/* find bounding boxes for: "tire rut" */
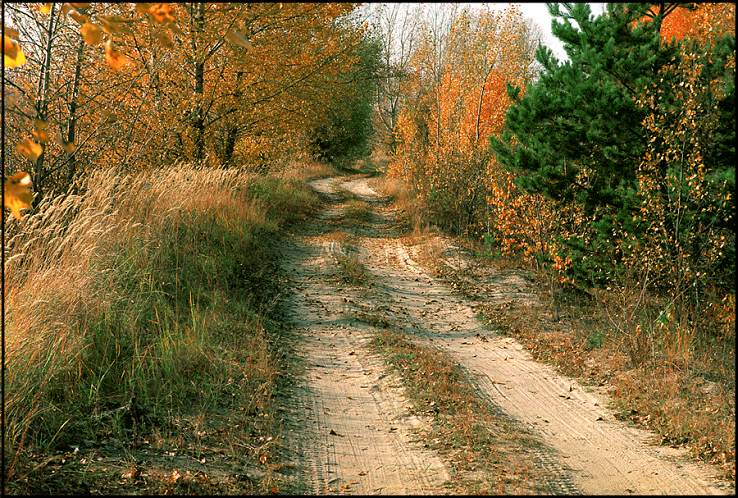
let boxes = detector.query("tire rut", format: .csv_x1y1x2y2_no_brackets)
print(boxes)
280,177,451,495
335,173,733,496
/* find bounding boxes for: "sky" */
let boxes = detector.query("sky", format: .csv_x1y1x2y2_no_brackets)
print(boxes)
502,3,607,60
364,3,608,62
466,3,607,61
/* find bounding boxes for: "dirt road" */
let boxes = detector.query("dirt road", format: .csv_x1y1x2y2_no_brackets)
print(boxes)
281,177,451,495
282,172,734,495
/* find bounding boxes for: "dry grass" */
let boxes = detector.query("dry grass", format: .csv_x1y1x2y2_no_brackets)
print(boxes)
380,170,735,482
3,163,321,493
335,251,372,287
371,327,565,494
276,160,337,182
372,175,427,233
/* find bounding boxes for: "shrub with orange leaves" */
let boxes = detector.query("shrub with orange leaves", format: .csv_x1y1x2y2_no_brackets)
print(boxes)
657,3,735,43
388,5,539,237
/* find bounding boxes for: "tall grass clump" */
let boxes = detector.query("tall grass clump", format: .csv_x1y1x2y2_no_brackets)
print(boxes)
3,163,320,481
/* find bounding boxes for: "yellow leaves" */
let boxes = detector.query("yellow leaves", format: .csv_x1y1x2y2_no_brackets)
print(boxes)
105,39,129,71
3,33,26,68
225,29,252,49
80,22,103,46
5,25,19,39
37,4,52,14
101,109,117,124
3,171,34,220
17,138,43,163
60,3,90,18
69,10,90,25
154,29,174,48
135,3,153,14
136,3,177,24
99,15,133,35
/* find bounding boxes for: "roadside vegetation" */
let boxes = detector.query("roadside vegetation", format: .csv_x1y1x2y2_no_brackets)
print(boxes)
373,2,735,481
3,163,328,494
4,2,377,493
3,1,735,493
335,250,372,288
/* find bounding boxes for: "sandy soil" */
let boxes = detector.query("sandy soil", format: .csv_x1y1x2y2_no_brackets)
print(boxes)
281,172,734,495
281,176,451,495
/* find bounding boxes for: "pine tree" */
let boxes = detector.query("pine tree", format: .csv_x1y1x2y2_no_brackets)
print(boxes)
490,3,690,284
492,3,680,213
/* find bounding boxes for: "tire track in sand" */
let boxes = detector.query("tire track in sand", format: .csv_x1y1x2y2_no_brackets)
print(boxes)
281,176,450,495
337,174,734,496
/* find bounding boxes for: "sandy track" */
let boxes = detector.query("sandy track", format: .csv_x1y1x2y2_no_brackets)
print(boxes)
281,176,450,495
334,174,734,496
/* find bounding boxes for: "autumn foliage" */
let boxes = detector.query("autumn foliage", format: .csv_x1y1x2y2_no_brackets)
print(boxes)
3,2,369,204
653,3,735,43
388,6,539,236
2,2,375,488
386,3,734,346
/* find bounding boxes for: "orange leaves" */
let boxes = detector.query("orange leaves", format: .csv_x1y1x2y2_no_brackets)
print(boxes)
74,4,178,68
3,171,34,220
134,3,152,15
154,29,174,48
17,138,43,163
99,15,134,35
3,30,26,68
69,10,90,25
104,40,129,71
32,120,50,143
391,5,560,268
148,4,177,24
135,3,177,24
80,22,103,46
645,4,736,43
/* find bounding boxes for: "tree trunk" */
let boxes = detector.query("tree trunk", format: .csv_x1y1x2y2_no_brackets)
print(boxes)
65,35,85,185
221,71,243,166
191,2,206,164
33,3,57,203
475,65,493,146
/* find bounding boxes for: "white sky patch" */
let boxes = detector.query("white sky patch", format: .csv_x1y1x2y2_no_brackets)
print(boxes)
466,3,607,61
364,3,607,63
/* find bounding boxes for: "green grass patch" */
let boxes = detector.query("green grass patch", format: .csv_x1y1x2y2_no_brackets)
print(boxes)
341,199,374,225
246,176,322,226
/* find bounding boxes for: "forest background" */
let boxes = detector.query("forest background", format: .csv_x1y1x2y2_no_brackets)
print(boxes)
2,1,735,491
